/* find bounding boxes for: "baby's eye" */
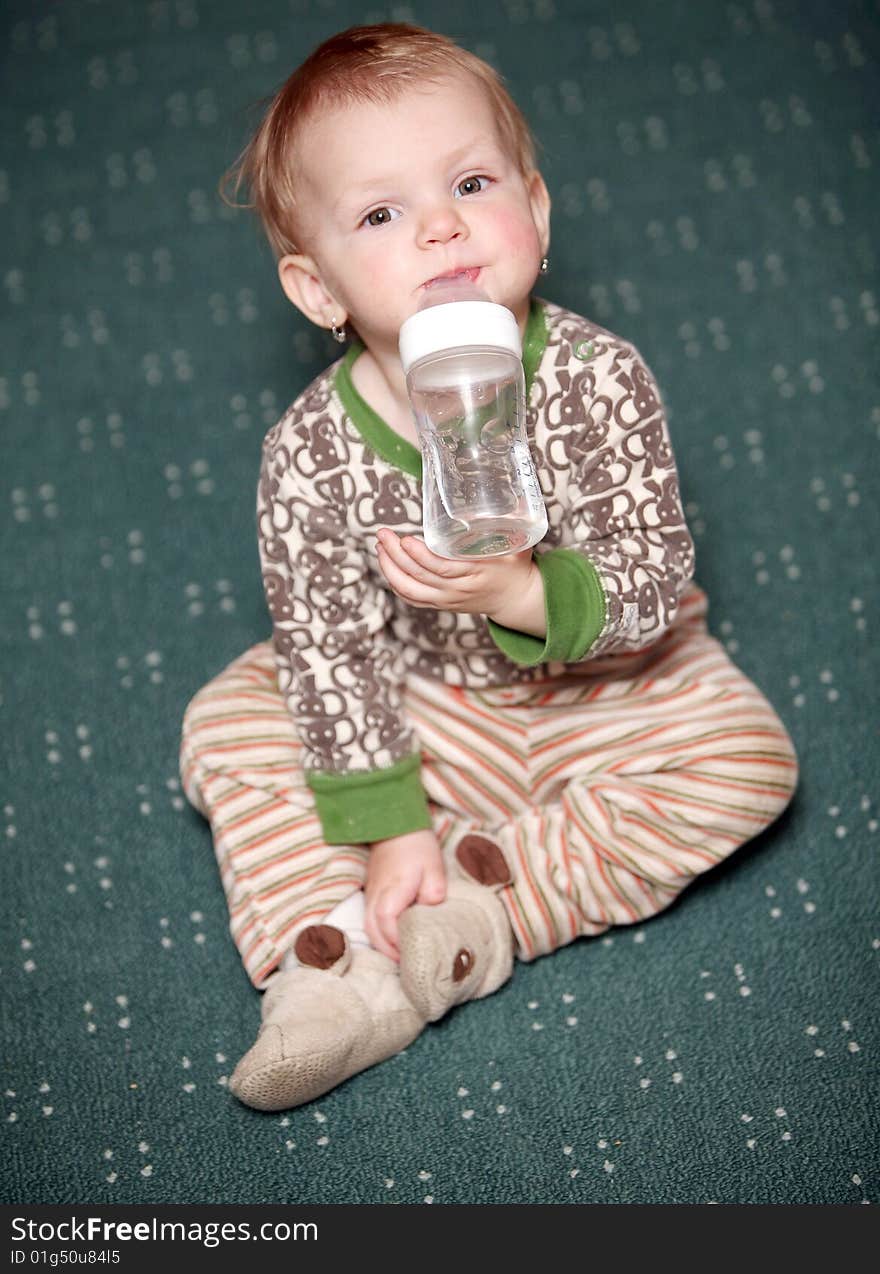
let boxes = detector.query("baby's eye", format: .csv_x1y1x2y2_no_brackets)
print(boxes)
455,175,490,198
362,206,399,227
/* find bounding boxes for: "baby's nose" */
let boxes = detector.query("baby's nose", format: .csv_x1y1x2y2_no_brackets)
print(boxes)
416,202,469,247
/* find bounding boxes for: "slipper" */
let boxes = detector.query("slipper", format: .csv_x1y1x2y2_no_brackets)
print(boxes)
229,925,425,1111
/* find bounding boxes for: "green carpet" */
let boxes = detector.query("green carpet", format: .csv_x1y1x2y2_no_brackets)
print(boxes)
2,0,877,1205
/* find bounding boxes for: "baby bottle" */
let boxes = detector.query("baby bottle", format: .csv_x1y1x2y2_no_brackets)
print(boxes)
398,281,548,559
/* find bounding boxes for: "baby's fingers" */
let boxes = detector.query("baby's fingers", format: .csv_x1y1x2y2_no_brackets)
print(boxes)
364,912,398,961
399,534,470,578
365,890,403,962
416,866,447,905
378,529,468,580
376,543,435,607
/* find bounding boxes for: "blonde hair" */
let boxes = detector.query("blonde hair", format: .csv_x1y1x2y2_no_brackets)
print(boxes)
222,23,538,257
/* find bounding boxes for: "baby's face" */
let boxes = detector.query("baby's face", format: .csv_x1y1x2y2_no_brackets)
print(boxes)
293,73,549,352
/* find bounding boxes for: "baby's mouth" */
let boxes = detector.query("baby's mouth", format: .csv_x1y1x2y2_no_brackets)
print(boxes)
422,267,482,289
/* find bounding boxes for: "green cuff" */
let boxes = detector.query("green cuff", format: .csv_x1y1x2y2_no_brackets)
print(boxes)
487,548,607,667
306,751,432,845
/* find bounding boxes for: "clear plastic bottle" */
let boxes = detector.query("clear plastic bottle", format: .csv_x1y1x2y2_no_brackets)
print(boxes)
398,281,548,558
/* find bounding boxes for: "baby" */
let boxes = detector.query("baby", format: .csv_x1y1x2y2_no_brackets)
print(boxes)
180,23,798,1111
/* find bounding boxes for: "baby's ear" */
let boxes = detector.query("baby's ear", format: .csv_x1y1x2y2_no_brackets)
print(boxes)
527,171,551,257
278,254,346,331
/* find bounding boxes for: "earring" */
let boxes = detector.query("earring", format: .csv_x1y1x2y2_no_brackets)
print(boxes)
539,256,550,275
330,317,347,344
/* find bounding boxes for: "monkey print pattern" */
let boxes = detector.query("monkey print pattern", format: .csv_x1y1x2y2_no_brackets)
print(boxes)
256,300,695,779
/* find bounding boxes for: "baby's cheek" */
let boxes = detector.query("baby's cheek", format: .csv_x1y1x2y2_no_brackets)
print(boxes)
362,254,390,291
487,208,540,256
350,243,398,303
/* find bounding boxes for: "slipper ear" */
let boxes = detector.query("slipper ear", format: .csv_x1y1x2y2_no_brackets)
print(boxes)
292,924,352,976
454,833,514,890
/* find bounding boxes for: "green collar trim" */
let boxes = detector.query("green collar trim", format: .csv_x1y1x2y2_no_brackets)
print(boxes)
333,297,549,480
521,295,548,394
335,343,422,478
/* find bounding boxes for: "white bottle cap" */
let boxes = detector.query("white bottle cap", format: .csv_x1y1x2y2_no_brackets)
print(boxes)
399,299,522,374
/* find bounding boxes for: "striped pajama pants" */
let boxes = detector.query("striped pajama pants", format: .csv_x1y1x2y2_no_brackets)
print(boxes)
180,587,798,988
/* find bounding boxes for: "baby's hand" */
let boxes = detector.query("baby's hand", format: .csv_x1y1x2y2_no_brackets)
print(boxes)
376,529,542,630
365,828,446,961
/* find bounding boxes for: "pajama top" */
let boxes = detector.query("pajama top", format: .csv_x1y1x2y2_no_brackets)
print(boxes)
257,298,696,843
